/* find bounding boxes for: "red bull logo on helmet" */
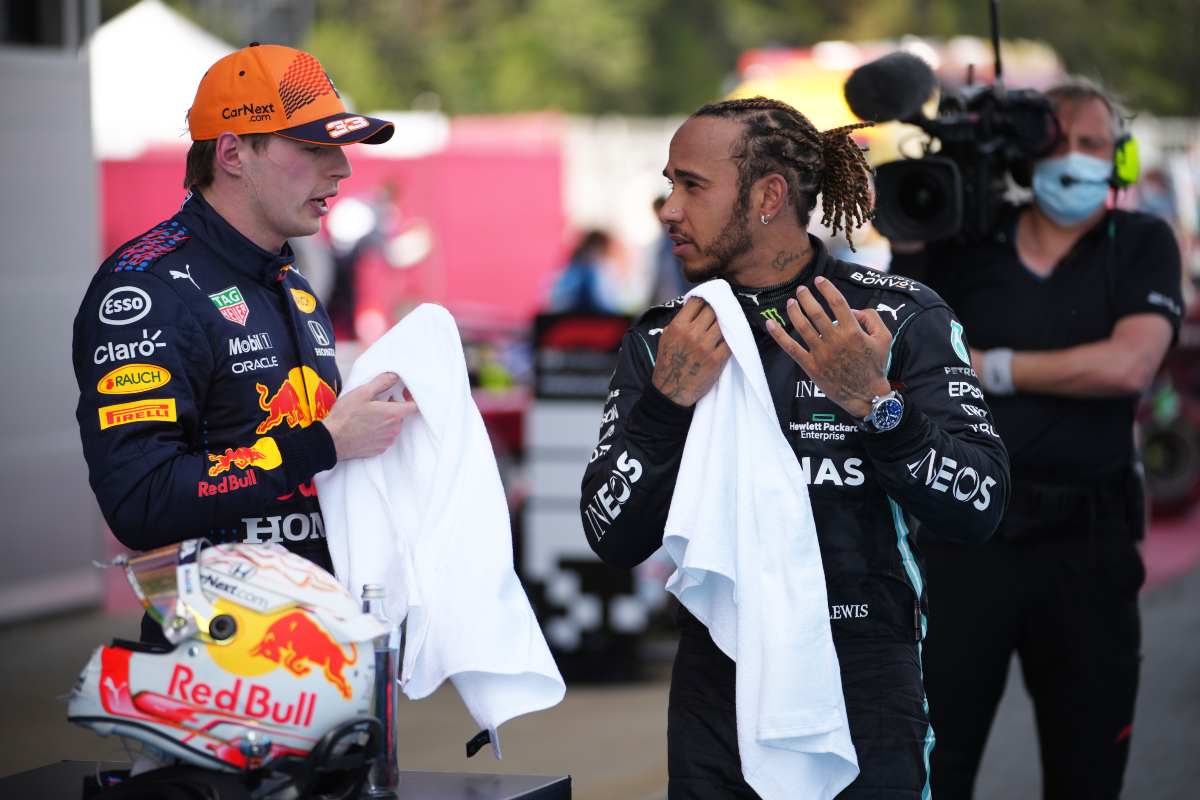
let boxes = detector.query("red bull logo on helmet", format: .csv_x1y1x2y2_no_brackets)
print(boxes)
256,366,337,435
166,663,319,727
249,610,357,699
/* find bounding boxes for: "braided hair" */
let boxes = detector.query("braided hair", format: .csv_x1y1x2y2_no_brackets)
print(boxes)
692,96,874,250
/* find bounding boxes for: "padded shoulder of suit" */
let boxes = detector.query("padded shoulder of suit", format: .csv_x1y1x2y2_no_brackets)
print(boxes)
825,258,947,311
106,219,193,274
632,293,690,332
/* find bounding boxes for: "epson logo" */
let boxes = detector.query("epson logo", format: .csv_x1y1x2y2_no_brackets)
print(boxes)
229,333,273,355
99,286,152,325
949,381,984,400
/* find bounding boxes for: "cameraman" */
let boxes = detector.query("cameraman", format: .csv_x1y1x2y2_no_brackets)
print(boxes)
889,78,1183,799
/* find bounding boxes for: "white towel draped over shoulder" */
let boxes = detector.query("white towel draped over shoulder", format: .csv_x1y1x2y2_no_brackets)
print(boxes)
315,304,564,755
663,280,859,799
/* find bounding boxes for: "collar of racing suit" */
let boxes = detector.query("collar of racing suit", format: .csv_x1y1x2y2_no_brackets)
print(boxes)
175,189,296,286
728,234,833,328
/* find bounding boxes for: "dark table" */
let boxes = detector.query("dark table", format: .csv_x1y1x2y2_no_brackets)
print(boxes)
0,760,571,799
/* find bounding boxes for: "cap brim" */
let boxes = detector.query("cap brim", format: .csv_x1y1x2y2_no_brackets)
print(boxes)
275,112,395,146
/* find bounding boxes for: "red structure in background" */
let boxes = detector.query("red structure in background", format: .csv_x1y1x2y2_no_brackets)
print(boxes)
100,115,568,327
99,116,567,611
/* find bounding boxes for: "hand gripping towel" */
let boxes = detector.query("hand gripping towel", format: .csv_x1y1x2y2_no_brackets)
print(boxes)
663,279,859,799
316,304,564,757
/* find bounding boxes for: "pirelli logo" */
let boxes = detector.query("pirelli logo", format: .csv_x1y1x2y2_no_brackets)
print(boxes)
99,398,177,430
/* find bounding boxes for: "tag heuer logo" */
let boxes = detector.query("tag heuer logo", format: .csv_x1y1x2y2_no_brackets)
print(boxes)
209,286,250,326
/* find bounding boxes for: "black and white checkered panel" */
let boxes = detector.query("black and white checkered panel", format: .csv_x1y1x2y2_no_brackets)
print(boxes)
522,400,663,655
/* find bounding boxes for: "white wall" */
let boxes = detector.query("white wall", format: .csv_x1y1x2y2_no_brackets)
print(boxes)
0,44,103,621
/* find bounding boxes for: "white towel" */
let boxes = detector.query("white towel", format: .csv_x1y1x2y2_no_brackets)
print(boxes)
316,304,565,756
663,280,859,799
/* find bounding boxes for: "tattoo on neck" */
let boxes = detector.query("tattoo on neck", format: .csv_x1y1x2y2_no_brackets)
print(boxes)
771,250,803,272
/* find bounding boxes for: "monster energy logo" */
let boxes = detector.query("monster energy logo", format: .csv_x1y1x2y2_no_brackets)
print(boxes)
761,307,786,326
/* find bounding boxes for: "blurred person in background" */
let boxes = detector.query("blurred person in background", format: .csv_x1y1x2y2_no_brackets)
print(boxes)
1137,168,1177,225
889,77,1184,799
581,97,1009,799
72,43,416,644
546,229,623,314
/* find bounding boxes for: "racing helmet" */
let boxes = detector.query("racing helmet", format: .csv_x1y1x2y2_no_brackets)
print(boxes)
68,539,389,773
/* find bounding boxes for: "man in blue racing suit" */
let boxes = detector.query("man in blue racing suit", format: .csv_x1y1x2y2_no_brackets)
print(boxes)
73,44,414,641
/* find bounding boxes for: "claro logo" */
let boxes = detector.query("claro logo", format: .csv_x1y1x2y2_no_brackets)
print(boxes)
98,286,151,325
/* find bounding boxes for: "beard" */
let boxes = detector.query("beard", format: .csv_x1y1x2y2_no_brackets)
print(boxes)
682,190,754,283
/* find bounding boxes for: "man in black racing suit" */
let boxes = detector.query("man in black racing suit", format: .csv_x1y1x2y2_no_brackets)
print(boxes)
580,98,1009,798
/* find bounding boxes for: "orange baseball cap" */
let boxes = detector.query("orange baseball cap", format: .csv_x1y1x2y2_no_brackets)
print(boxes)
188,43,393,146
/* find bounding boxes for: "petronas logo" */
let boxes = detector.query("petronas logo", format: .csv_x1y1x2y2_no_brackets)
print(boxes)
950,320,970,366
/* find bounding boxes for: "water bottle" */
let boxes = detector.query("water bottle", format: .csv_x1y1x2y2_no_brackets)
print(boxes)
362,583,400,796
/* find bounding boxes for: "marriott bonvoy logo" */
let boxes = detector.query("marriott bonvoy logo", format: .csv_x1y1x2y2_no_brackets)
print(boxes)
222,102,277,121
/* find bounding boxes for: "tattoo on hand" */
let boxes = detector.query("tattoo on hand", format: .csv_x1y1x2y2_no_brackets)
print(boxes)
658,349,690,402
827,344,879,405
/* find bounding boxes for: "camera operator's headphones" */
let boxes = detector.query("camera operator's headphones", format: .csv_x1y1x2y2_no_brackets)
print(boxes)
1012,97,1140,190
1112,131,1139,189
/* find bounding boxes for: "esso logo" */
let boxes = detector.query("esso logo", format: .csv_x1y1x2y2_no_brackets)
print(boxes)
325,116,369,139
99,286,152,326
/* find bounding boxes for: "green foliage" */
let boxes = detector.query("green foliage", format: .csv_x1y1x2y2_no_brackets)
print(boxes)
924,0,1199,115
303,21,402,112
103,0,1198,117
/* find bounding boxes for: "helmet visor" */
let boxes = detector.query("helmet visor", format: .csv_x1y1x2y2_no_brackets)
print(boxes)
122,540,217,643
124,544,183,624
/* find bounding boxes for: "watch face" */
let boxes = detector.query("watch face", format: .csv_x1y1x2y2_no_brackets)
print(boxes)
872,397,904,431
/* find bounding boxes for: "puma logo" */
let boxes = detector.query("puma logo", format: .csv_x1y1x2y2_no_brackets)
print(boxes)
737,292,760,306
169,264,200,291
876,302,905,320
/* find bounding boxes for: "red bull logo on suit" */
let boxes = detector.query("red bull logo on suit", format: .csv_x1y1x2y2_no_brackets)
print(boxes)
256,366,337,434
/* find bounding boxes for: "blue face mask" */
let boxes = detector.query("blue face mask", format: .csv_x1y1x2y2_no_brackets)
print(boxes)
1032,152,1113,226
